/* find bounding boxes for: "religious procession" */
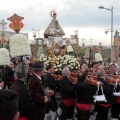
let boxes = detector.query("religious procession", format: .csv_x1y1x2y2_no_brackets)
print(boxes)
0,10,120,120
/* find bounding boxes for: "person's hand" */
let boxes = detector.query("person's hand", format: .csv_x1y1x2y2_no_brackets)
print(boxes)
0,82,4,89
70,78,77,84
87,80,103,86
44,96,48,103
47,90,54,95
96,81,104,86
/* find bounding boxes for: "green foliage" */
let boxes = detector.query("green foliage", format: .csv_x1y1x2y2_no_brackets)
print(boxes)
78,48,86,58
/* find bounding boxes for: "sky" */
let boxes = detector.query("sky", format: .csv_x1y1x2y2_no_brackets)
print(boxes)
0,0,120,46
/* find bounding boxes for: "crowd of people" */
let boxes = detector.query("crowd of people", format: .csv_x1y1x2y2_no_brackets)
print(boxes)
0,56,120,120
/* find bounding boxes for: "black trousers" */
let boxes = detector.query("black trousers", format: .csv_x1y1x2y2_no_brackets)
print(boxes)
76,107,90,120
45,96,57,114
111,102,120,119
96,104,110,120
60,102,75,120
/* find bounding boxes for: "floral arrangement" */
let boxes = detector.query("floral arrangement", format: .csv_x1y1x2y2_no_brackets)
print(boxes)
39,54,50,72
54,55,80,72
0,48,10,65
39,54,80,73
10,34,31,58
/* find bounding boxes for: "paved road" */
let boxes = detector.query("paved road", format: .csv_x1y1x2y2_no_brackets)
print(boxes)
46,110,97,120
46,108,112,120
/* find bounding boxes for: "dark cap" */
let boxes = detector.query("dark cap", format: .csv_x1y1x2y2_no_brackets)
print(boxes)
31,61,44,71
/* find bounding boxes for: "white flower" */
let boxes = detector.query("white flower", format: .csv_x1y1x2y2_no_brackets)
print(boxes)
56,61,59,64
55,69,58,71
10,34,31,57
44,57,47,61
49,57,52,60
40,53,45,57
59,68,62,71
64,62,67,64
71,66,73,69
59,64,62,67
0,48,10,65
56,58,59,60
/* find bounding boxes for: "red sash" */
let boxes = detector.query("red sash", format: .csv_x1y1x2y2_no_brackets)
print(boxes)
19,117,29,120
76,103,92,110
98,103,111,107
115,96,120,103
62,98,75,106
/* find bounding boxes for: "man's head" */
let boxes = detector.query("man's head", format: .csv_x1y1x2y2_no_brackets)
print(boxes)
104,58,108,63
109,64,116,74
77,71,87,82
97,70,106,79
113,59,116,64
9,61,14,70
25,60,30,69
62,68,70,77
98,65,104,71
62,64,69,69
15,66,27,80
0,90,19,120
92,62,98,69
80,62,88,71
46,64,55,74
98,61,102,66
32,61,44,76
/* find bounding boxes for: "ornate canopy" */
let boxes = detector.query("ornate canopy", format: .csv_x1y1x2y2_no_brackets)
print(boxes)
44,10,65,38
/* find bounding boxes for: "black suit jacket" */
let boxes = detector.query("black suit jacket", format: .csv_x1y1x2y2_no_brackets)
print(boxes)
28,74,45,120
10,80,37,120
44,72,58,91
4,66,14,84
76,82,97,104
60,76,76,99
97,78,114,104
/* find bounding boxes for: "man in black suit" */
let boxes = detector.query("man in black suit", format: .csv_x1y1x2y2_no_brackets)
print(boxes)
44,64,59,120
4,61,15,89
28,61,50,120
10,66,37,120
95,70,114,120
60,67,76,120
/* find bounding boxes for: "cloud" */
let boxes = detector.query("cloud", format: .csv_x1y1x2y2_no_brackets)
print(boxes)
0,0,120,46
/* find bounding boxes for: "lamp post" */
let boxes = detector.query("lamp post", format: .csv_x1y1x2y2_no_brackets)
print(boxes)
99,5,113,62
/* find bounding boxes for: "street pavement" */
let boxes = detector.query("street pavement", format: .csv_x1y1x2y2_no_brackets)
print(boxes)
46,110,97,120
46,108,112,120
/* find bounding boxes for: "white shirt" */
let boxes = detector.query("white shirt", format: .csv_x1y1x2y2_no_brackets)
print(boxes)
34,73,41,80
0,87,2,89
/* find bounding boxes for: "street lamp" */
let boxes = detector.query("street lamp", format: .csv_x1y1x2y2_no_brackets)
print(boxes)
99,5,113,62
